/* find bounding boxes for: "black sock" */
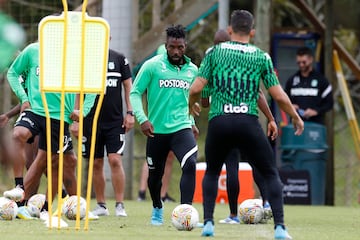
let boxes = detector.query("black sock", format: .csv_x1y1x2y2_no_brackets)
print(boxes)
98,202,107,209
61,188,68,198
138,191,146,199
41,201,48,212
15,178,24,189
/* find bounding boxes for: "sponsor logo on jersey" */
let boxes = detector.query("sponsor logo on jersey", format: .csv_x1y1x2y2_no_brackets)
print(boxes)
159,79,190,89
36,66,40,76
107,78,119,87
223,103,249,114
311,79,318,87
290,88,318,96
221,43,257,53
108,61,115,70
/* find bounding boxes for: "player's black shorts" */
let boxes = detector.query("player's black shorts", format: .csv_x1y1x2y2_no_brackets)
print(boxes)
14,110,73,153
82,117,125,158
146,128,197,169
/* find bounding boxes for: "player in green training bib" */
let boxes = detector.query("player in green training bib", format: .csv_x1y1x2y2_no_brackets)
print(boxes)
130,25,198,226
5,42,95,219
189,10,304,239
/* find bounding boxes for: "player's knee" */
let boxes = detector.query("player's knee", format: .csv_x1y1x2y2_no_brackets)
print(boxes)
182,157,196,173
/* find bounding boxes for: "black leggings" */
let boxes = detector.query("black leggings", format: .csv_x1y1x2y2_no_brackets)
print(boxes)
146,128,197,208
203,114,283,226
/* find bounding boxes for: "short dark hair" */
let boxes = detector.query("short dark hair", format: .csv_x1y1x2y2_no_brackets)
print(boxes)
166,24,186,40
230,10,254,34
296,47,313,57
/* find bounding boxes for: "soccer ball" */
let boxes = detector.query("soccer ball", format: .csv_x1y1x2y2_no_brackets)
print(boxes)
0,197,18,220
171,204,199,231
27,193,45,217
238,199,264,224
62,195,86,220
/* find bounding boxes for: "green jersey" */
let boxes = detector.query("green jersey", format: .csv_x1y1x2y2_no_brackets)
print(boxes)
198,41,279,120
130,54,198,134
0,11,26,72
7,42,94,123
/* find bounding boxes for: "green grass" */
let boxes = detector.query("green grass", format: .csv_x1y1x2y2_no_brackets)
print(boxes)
1,200,359,240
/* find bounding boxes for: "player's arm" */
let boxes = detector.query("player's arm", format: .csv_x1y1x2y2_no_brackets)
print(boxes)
189,77,207,116
257,90,277,140
7,50,29,107
123,77,134,132
0,104,21,128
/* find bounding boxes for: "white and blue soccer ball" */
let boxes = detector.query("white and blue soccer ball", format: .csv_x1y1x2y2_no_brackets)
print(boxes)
238,199,264,224
0,197,18,220
27,193,45,217
62,195,86,220
171,204,199,231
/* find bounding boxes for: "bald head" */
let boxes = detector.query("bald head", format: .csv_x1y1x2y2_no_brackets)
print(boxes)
214,29,230,44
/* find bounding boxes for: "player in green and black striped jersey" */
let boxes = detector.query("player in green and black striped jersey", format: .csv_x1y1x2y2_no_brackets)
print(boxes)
190,10,304,239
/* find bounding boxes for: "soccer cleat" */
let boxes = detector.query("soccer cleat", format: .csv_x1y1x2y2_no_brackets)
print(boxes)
115,203,127,217
52,194,69,216
151,207,163,226
161,193,175,203
201,221,214,237
87,211,99,220
274,225,292,239
196,222,204,228
16,206,35,220
263,201,273,220
40,210,50,221
44,216,68,228
218,216,240,224
92,203,110,216
3,185,25,202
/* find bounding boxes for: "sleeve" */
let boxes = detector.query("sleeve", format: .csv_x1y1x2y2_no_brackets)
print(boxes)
119,54,132,81
315,76,333,114
129,61,152,124
261,52,280,89
201,84,210,98
197,52,213,83
83,94,97,117
7,49,29,104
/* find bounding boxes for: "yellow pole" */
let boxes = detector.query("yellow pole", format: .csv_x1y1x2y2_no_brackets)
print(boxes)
333,50,360,160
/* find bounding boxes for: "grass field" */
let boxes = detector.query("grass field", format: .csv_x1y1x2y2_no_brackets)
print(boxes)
0,200,359,240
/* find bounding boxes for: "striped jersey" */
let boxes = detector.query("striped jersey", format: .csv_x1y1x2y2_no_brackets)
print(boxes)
197,41,279,120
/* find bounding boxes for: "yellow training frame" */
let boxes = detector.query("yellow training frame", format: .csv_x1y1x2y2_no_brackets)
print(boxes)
38,0,109,230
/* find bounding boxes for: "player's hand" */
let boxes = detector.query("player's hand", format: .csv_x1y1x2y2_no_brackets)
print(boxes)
70,110,80,122
21,101,31,112
292,117,304,136
303,108,318,119
192,125,199,139
0,114,9,128
140,120,154,137
189,102,201,116
123,114,135,133
267,120,278,141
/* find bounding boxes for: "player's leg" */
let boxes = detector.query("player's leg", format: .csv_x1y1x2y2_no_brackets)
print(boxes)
171,129,197,205
4,111,39,204
137,161,148,201
219,149,240,224
103,127,127,217
146,134,169,225
201,116,235,236
161,151,175,202
240,119,289,237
